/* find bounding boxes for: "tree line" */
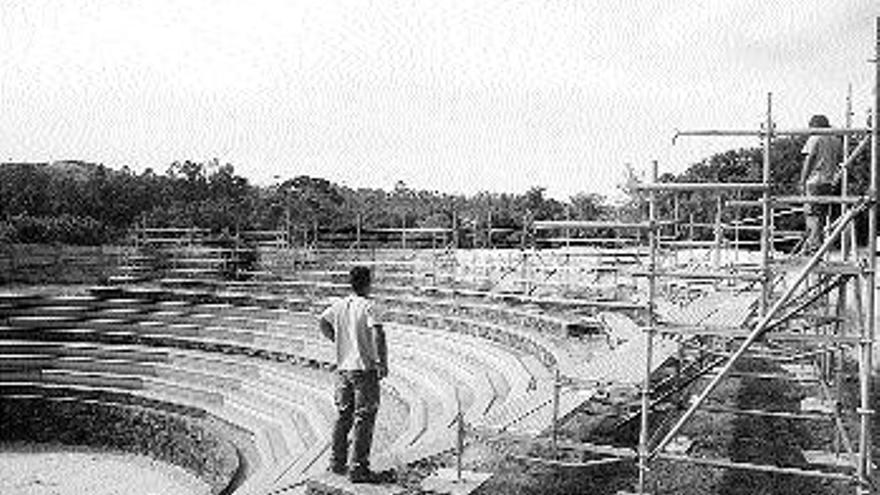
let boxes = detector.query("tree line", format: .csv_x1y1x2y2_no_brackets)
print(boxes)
0,159,607,246
0,135,869,247
650,134,872,245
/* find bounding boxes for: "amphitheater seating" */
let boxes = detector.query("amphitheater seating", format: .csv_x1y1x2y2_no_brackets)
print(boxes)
1,239,694,494
655,289,759,328
1,284,600,493
0,291,334,492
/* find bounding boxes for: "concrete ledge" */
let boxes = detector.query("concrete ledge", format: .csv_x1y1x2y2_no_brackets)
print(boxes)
306,472,405,495
421,468,492,495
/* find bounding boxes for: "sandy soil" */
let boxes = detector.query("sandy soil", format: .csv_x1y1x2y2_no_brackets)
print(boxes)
0,445,211,495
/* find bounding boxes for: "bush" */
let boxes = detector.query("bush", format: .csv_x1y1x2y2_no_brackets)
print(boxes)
0,221,14,243
10,215,107,245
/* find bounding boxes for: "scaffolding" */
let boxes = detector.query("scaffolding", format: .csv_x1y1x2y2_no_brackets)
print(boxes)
628,18,880,494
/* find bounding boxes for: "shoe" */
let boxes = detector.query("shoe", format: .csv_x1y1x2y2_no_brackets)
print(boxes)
349,468,395,484
328,464,347,475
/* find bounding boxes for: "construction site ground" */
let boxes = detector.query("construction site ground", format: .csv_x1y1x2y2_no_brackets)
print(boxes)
387,356,879,495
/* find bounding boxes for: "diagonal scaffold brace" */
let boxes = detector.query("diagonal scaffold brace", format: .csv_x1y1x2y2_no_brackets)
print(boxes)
647,200,869,460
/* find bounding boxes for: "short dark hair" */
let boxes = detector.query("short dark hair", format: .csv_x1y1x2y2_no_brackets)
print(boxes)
349,266,372,292
808,114,831,128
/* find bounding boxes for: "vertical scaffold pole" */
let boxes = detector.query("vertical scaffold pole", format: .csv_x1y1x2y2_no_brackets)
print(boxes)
487,209,493,249
565,205,572,250
456,388,464,482
842,84,853,261
761,93,773,315
637,160,659,494
713,196,722,270
674,195,680,239
835,86,854,459
401,215,407,250
858,17,879,494
552,368,561,459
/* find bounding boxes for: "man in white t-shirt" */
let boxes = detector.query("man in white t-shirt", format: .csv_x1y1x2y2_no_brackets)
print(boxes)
319,266,390,483
800,114,843,253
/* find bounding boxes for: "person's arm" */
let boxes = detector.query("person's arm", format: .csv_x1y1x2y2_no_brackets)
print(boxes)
832,138,846,184
800,138,817,191
800,155,813,192
319,316,335,342
374,324,388,379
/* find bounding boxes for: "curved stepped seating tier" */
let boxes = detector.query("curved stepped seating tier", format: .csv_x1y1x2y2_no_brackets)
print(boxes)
0,291,353,493
1,252,683,494
379,305,584,378
0,285,590,493
655,289,759,328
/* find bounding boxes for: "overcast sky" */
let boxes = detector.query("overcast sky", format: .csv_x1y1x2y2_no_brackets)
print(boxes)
1,1,877,199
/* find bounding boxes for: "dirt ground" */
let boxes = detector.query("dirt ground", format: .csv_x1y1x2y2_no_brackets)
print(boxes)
0,444,211,495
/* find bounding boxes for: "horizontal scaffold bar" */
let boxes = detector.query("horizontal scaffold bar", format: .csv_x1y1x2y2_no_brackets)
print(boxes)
773,230,804,237
633,270,763,281
773,195,867,205
138,227,210,231
495,293,649,310
727,224,763,231
771,127,873,136
532,220,655,230
367,227,453,233
658,240,717,248
657,326,862,344
657,453,856,482
677,222,716,229
241,230,287,235
728,197,855,210
673,127,872,141
550,439,638,459
654,325,749,337
722,370,819,381
510,455,628,469
700,405,833,421
812,261,863,276
726,199,764,208
499,247,648,257
537,237,639,244
723,226,801,237
634,182,767,192
774,208,806,216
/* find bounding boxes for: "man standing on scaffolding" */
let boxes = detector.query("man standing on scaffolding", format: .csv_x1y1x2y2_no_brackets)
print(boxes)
800,114,843,254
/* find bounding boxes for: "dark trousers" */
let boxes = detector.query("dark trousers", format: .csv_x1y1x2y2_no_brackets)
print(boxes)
804,182,840,251
330,370,380,471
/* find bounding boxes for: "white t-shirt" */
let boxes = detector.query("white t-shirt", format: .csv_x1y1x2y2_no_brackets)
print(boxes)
320,294,381,371
802,134,843,186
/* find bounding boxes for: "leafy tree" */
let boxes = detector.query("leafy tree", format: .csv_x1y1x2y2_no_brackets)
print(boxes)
569,192,608,220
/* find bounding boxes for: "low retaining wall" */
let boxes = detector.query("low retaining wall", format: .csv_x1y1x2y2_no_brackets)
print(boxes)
0,398,241,495
0,243,123,285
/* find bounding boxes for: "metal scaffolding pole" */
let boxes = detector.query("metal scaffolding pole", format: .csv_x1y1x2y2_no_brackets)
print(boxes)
636,182,767,192
673,127,872,142
636,160,659,493
842,84,854,261
629,20,878,494
857,18,879,493
650,202,867,460
762,93,773,315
